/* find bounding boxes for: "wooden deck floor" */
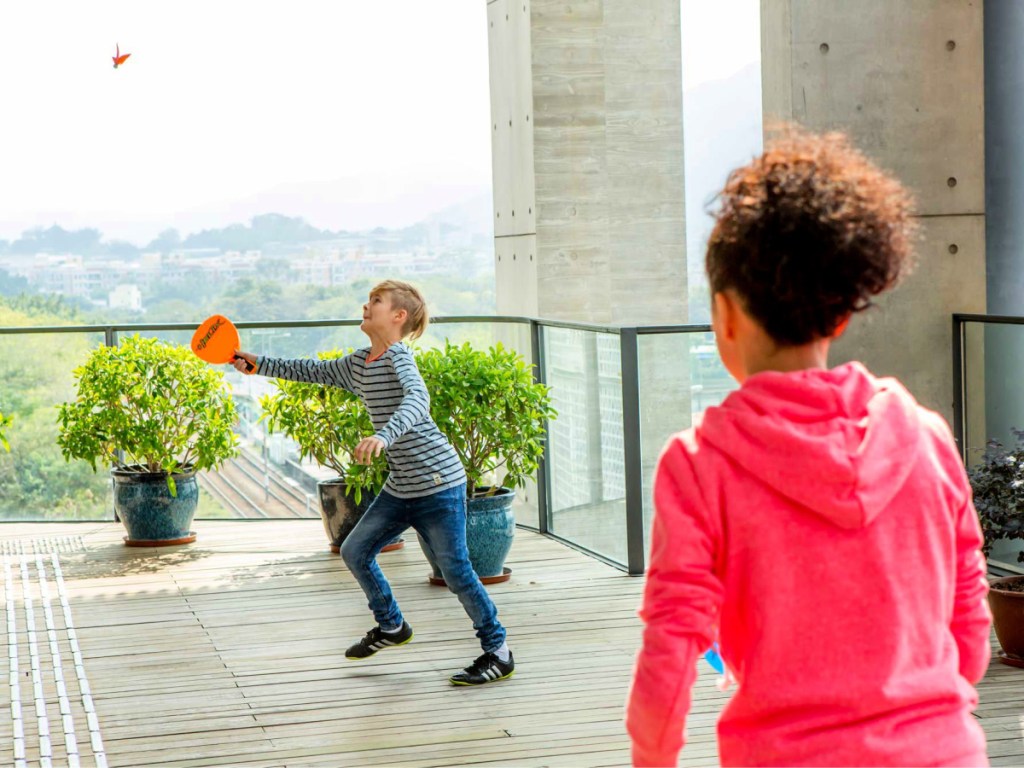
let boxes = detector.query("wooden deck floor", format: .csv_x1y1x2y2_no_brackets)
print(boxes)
0,521,1021,767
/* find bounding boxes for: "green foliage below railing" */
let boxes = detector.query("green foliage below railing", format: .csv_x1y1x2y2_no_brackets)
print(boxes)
417,341,556,499
0,301,111,519
0,412,11,452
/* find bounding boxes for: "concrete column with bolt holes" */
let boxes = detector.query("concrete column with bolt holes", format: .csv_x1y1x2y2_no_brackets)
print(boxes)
487,0,687,325
761,0,986,423
985,0,1024,318
983,0,1024,482
486,0,690,563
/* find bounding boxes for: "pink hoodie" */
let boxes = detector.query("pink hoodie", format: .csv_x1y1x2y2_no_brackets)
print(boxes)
626,362,991,767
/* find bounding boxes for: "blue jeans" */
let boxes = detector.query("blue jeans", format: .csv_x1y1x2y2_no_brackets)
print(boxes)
340,483,506,653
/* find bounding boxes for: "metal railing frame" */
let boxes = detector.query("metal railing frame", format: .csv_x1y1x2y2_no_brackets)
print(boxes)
0,315,712,575
951,312,1024,464
951,312,1024,575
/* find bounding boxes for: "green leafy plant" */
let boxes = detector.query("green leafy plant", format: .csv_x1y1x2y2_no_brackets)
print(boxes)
259,349,388,503
56,335,239,493
0,411,11,452
417,341,556,498
967,429,1024,563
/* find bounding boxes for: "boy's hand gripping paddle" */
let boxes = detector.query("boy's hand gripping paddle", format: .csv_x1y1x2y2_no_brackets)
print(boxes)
191,315,255,373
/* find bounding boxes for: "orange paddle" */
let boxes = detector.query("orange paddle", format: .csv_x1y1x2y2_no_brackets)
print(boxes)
191,315,255,373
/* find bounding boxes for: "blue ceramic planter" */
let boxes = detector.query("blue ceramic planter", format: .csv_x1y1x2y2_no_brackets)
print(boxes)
420,487,515,585
112,467,198,546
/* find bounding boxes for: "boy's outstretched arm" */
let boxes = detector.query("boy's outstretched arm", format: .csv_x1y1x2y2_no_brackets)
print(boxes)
371,346,431,448
248,350,357,393
626,436,723,767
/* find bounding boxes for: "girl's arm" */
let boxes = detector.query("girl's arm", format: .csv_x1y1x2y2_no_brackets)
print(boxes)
626,436,723,767
257,353,357,393
929,415,991,685
951,490,992,685
372,346,431,448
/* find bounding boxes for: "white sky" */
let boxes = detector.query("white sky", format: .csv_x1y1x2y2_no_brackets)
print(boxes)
0,1,760,245
0,1,493,243
681,0,760,89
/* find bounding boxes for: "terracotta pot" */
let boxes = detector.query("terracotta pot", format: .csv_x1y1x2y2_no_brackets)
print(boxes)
988,575,1024,668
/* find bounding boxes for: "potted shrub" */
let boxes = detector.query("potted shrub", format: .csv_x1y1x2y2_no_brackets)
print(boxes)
967,430,1024,668
416,341,556,585
57,335,239,546
259,349,401,554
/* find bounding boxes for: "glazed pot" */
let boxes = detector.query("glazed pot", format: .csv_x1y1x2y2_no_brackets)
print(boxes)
419,486,514,586
112,466,198,546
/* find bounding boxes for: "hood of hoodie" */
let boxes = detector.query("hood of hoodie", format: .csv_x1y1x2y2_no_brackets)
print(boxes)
699,361,922,529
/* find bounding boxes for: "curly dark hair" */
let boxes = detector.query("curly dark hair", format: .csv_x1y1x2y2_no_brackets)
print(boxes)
705,127,917,346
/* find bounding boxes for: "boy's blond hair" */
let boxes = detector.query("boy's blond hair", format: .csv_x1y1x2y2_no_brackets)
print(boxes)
370,280,429,340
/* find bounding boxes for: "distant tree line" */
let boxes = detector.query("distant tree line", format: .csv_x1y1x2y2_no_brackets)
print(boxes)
0,214,342,258
0,211,489,258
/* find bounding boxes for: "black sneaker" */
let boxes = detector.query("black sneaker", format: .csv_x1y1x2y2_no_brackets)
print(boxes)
449,651,515,686
345,621,414,660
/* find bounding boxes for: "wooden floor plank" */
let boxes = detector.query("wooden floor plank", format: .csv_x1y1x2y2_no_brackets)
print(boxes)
0,520,1020,767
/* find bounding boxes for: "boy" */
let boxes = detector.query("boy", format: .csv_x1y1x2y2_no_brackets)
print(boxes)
234,280,513,685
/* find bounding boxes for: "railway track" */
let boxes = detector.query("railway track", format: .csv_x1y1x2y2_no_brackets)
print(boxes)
197,445,318,519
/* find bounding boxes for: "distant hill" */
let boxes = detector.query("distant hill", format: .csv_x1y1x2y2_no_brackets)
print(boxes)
683,61,762,277
0,188,495,257
425,191,493,238
167,179,491,243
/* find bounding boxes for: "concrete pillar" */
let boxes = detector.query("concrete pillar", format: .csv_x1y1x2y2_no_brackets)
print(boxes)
985,0,1024,316
760,0,986,421
487,0,687,324
486,0,689,559
983,0,1024,458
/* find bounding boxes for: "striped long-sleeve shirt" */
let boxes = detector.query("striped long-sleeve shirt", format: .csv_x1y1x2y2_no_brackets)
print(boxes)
257,343,466,499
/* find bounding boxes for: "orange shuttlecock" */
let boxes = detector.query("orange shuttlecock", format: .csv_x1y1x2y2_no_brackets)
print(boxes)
112,43,131,69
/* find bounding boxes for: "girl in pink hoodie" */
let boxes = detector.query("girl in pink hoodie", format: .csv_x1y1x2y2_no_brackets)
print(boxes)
626,129,992,767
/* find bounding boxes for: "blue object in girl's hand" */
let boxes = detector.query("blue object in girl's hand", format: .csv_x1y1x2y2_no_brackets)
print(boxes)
704,642,725,674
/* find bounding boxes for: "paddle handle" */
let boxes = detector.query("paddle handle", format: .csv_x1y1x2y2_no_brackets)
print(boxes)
704,643,725,674
232,355,256,373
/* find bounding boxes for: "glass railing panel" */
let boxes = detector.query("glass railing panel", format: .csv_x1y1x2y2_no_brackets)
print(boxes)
426,320,538,529
129,326,312,521
962,320,1024,462
543,327,627,565
0,320,542,528
0,330,112,521
206,319,538,528
961,319,1024,569
638,330,737,549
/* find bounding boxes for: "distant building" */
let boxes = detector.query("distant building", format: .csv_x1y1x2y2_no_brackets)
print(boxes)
109,284,143,312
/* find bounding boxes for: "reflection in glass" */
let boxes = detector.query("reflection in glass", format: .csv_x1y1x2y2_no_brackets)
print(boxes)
544,328,627,564
638,331,737,550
